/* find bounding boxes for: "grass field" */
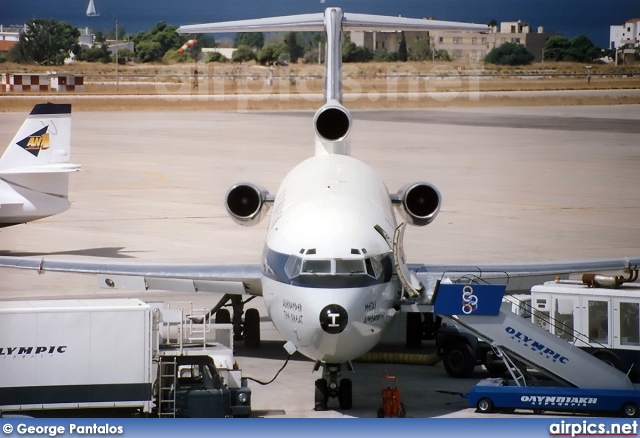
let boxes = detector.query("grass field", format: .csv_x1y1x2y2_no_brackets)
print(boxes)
1,60,639,111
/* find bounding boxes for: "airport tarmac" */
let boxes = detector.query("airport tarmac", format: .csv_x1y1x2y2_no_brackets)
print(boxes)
0,105,639,417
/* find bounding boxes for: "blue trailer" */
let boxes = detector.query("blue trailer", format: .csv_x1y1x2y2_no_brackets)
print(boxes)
469,378,640,418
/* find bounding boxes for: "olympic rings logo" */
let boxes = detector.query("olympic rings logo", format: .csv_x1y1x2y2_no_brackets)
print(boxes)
461,285,478,314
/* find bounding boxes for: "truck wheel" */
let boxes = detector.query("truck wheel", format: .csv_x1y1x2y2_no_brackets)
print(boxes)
476,397,494,413
244,308,261,348
406,312,422,349
315,379,328,411
622,402,639,418
593,351,624,372
484,361,507,376
443,342,476,378
338,378,352,410
215,309,231,324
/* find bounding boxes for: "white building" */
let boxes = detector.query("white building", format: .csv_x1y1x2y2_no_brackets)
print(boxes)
351,20,557,62
610,18,639,64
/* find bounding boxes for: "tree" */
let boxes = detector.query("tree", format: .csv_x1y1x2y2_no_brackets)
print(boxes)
397,32,408,62
342,42,373,62
234,32,264,50
543,36,570,62
408,36,433,61
257,43,287,65
12,18,80,65
135,40,164,63
206,52,228,63
487,19,498,29
566,35,601,62
232,45,257,63
77,31,111,63
434,49,452,61
284,32,304,63
107,25,128,41
484,42,534,66
133,21,181,63
116,48,135,65
543,35,601,62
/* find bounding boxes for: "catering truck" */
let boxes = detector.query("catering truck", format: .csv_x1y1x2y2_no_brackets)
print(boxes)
0,298,251,417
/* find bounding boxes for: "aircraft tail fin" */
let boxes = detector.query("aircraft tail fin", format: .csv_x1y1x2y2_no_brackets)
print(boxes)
178,9,488,156
178,8,488,105
0,103,80,226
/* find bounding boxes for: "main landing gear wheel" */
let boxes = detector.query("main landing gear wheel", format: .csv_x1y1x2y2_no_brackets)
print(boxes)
338,378,352,410
315,379,328,411
215,309,231,324
244,308,261,349
405,313,422,349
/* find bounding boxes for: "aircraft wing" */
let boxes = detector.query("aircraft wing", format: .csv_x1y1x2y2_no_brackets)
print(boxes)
0,256,263,296
1,255,638,298
410,257,640,297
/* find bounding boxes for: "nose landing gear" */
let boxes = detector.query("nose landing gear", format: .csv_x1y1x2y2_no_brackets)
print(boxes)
314,362,353,410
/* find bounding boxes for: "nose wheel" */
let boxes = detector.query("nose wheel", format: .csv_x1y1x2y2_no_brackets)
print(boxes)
314,363,353,410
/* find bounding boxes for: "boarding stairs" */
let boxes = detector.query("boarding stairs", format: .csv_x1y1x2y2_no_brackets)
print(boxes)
448,308,635,390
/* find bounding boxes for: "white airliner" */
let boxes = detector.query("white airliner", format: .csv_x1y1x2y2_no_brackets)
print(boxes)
1,10,639,411
0,103,80,227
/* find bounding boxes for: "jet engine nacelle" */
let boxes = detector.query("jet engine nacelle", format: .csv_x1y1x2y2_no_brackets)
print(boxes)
313,100,352,155
225,183,271,226
395,182,441,226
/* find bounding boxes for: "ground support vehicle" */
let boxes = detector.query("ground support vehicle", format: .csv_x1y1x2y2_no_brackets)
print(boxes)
436,323,506,378
0,298,251,417
470,378,640,417
376,375,406,418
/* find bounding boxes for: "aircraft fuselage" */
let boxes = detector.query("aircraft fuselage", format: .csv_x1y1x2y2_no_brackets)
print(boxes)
261,153,401,363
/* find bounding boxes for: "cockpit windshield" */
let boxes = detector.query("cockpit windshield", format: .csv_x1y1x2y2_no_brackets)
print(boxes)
267,248,394,288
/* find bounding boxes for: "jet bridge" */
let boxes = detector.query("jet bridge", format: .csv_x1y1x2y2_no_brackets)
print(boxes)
433,283,635,391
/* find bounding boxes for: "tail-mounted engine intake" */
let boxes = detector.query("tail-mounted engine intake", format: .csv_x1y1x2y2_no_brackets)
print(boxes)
225,183,271,226
313,101,352,155
395,182,441,226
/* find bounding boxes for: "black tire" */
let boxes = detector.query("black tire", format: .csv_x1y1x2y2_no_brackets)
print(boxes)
622,402,639,418
406,313,422,349
476,397,494,413
215,308,231,324
377,407,385,418
244,308,261,349
315,379,328,411
443,342,476,378
593,351,624,372
484,361,508,375
338,378,353,410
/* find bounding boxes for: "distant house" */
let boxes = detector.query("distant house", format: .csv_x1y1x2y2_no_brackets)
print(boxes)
610,18,640,64
0,40,16,59
351,19,558,62
202,48,236,60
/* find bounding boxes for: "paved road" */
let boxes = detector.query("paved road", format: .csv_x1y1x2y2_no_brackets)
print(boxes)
0,105,639,417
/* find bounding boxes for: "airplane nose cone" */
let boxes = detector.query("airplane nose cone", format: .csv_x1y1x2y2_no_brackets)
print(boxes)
319,304,348,334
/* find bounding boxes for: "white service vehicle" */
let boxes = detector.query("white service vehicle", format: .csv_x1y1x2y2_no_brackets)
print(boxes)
0,298,251,417
526,271,640,383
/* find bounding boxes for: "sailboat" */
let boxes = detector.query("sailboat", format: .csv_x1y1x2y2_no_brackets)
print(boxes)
86,0,100,17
